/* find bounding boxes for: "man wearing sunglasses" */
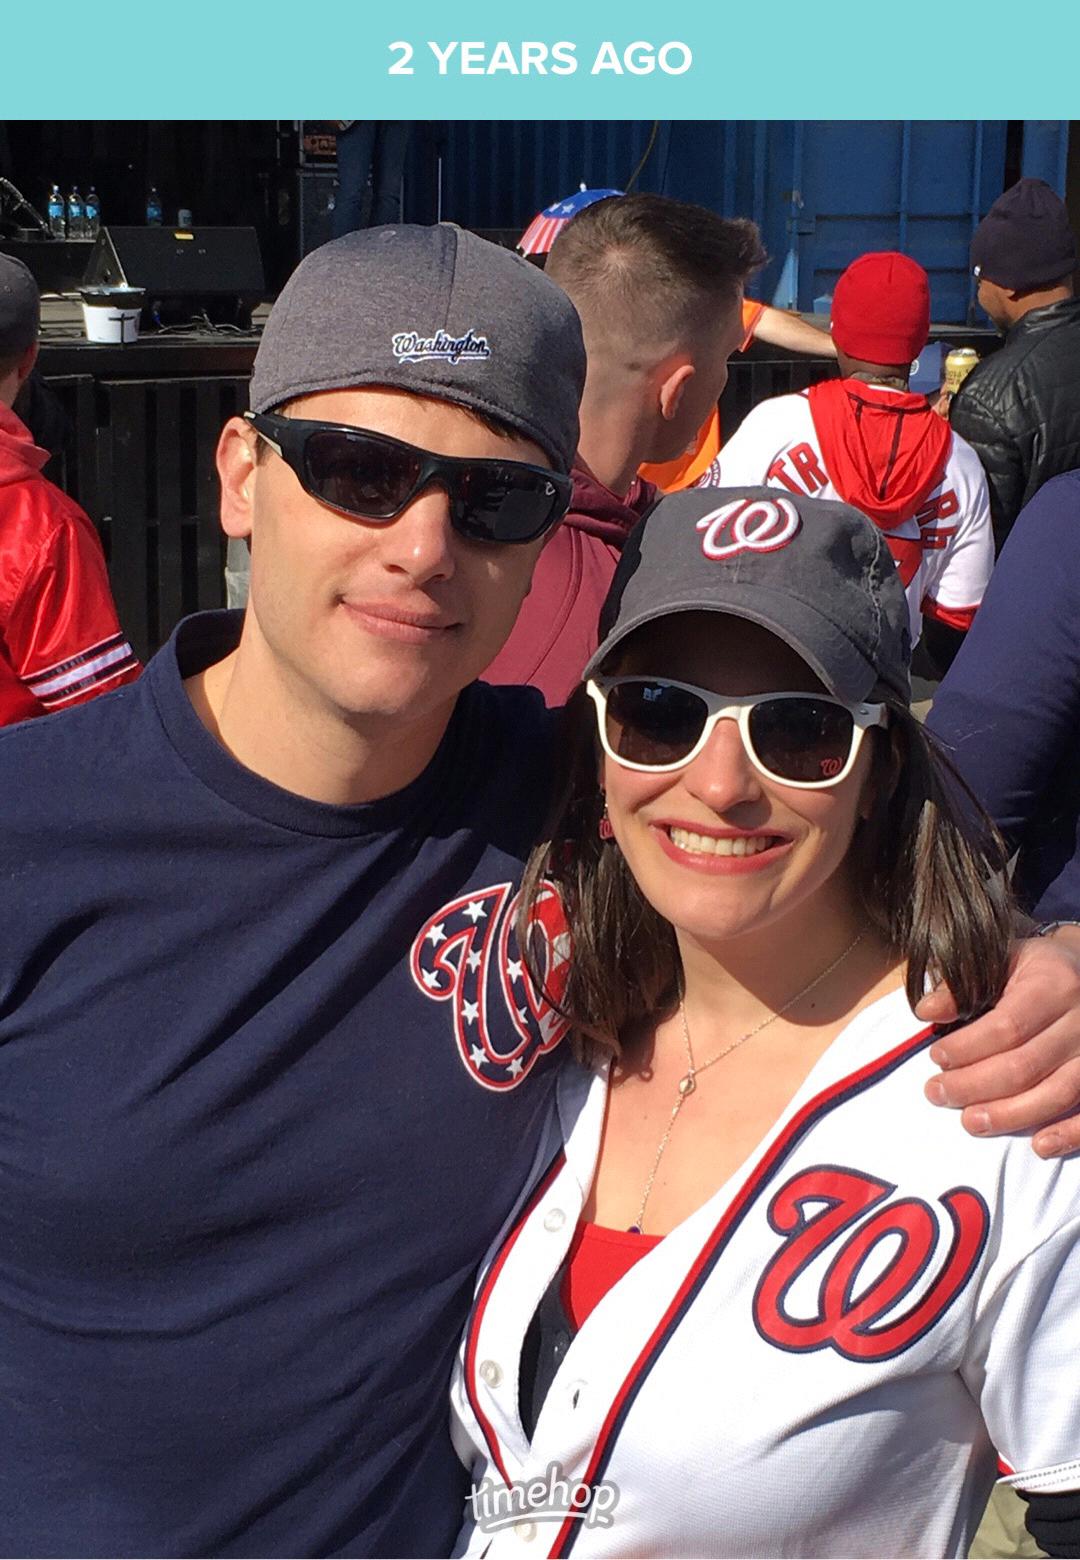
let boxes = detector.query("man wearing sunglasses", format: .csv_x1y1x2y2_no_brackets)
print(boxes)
0,224,586,1559
3,224,1080,1560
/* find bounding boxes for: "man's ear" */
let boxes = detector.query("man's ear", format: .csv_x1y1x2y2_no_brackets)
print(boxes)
217,416,258,540
657,361,695,423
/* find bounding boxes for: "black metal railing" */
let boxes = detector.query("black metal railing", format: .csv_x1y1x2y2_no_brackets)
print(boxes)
41,329,995,660
41,370,248,662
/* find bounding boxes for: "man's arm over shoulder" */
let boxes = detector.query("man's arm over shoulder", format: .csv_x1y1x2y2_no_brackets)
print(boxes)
949,376,1024,549
4,498,141,712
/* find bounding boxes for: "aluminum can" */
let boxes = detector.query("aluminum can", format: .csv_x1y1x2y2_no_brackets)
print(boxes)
943,348,979,396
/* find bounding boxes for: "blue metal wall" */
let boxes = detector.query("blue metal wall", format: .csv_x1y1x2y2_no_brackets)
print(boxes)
743,121,1010,323
423,120,1070,324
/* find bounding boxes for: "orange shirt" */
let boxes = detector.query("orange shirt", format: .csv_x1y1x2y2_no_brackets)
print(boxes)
639,298,766,493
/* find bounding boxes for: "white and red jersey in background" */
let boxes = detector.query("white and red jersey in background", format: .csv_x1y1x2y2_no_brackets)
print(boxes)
704,381,994,644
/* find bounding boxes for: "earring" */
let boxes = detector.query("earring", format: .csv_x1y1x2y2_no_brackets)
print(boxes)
598,804,614,841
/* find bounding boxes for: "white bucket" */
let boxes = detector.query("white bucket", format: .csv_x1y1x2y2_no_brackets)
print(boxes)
79,288,145,344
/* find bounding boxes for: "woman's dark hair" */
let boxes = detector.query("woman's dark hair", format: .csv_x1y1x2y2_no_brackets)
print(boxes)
518,682,1014,1064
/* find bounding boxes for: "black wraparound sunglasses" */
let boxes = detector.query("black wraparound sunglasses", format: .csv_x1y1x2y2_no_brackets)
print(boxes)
244,411,572,546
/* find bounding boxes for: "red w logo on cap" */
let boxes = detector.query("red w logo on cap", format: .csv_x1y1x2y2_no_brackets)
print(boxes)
696,497,802,561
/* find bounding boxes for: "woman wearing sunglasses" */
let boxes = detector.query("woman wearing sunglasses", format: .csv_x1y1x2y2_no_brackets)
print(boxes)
449,489,1080,1558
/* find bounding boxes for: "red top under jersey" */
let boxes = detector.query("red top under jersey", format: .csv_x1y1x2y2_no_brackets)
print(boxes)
561,1223,662,1329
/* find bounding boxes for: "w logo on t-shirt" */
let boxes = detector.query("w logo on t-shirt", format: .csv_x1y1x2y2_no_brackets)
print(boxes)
410,881,571,1090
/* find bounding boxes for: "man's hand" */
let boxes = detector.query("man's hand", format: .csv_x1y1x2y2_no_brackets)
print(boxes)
916,927,1080,1157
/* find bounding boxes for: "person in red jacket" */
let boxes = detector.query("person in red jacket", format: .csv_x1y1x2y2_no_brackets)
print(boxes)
482,195,765,704
0,255,140,725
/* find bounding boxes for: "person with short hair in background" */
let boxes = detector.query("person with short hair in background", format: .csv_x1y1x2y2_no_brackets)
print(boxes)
639,297,837,493
484,194,766,705
0,254,139,725
950,177,1080,550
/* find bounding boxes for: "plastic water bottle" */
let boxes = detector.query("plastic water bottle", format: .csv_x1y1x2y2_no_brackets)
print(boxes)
146,185,163,225
85,186,101,239
47,184,65,237
67,185,85,240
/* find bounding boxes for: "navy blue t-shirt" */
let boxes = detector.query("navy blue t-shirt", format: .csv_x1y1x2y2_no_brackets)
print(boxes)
0,612,570,1557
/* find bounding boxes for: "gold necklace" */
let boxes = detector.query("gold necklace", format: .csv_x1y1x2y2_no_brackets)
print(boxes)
628,932,865,1234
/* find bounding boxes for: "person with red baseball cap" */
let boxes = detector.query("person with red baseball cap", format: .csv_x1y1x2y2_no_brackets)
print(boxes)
708,251,994,665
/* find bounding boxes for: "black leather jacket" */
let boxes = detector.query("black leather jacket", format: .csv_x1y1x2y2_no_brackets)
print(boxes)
949,296,1080,549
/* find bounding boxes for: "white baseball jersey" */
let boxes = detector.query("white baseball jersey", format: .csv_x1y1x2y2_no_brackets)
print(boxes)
450,987,1080,1559
704,390,994,645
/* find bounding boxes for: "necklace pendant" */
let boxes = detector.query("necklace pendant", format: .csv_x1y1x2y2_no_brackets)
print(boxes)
677,1071,696,1097
628,1224,643,1235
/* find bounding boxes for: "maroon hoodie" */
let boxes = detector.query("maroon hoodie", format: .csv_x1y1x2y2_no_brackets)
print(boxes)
483,460,656,706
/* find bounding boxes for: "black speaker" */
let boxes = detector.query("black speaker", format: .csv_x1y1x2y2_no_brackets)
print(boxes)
82,226,265,328
0,236,93,295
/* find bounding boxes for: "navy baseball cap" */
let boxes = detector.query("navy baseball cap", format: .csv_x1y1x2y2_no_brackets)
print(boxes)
249,224,586,473
0,255,40,356
587,487,912,705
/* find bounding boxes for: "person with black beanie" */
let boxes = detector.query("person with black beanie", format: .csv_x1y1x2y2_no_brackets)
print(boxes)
950,177,1080,549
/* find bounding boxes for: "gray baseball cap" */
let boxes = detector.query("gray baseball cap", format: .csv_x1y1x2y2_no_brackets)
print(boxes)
0,254,40,356
586,487,911,705
249,224,586,473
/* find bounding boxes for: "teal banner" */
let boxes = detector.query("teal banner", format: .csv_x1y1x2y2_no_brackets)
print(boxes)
5,0,1078,118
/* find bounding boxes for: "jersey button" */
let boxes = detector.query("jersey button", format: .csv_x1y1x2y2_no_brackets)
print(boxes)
543,1207,566,1232
478,1359,503,1388
515,1521,538,1542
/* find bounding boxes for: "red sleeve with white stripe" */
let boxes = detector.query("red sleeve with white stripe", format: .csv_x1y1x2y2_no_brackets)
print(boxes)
5,509,141,711
920,436,995,633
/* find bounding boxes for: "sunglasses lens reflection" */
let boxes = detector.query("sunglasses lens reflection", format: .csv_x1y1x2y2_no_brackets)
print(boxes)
305,431,421,520
605,681,709,767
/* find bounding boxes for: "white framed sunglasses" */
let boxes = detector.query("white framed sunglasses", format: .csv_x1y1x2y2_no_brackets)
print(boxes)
587,676,888,789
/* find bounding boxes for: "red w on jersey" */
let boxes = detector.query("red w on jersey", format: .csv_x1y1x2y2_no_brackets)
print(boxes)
0,404,140,726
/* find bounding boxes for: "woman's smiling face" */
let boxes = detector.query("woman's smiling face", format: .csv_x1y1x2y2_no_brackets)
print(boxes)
600,612,877,954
